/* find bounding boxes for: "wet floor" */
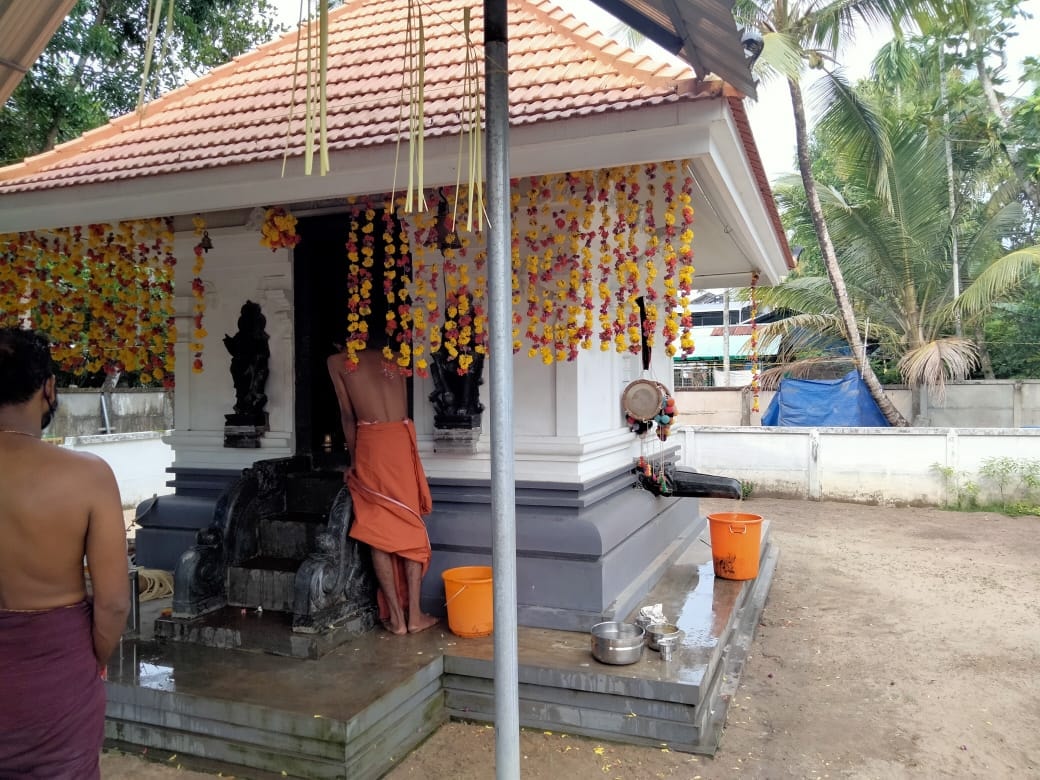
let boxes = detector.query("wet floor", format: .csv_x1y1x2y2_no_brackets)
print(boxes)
108,520,767,718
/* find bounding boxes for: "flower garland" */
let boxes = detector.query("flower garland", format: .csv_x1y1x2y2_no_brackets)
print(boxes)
408,205,437,377
749,271,760,413
334,160,699,376
190,216,209,373
259,206,301,251
0,220,175,386
677,171,696,356
343,204,373,368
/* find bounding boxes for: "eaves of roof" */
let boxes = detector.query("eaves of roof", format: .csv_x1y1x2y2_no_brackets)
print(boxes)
0,0,78,103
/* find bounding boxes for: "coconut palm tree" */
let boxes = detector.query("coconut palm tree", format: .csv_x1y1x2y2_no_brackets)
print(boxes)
734,0,921,424
760,80,1040,416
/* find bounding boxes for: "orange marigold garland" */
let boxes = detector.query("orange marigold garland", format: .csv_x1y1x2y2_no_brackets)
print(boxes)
344,207,373,368
259,206,301,251
595,169,614,351
0,220,176,384
408,205,437,376
677,166,696,356
381,206,403,359
510,188,523,354
322,161,699,373
190,216,210,373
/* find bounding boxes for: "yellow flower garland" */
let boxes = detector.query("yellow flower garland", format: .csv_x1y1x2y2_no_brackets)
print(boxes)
0,219,175,385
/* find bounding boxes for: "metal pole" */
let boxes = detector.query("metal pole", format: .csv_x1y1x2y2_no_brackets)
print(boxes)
721,289,731,386
484,0,520,777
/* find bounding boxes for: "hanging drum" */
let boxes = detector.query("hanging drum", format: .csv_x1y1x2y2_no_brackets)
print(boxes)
621,379,667,422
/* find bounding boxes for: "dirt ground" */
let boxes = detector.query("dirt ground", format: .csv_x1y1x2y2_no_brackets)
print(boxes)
101,497,1040,779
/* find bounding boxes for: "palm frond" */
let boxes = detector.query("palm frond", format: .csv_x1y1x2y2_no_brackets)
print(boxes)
956,246,1040,317
757,357,858,391
897,337,979,403
870,36,920,86
756,31,805,81
813,71,894,204
809,0,915,54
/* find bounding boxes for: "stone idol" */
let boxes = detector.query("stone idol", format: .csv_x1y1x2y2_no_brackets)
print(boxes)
223,300,270,447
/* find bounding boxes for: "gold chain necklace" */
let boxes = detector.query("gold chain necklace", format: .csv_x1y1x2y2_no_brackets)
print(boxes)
0,430,39,439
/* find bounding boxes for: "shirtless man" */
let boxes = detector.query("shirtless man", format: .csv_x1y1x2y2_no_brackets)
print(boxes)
327,347,439,635
0,328,130,778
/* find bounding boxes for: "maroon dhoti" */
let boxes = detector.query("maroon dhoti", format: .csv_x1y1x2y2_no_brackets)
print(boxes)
0,600,104,779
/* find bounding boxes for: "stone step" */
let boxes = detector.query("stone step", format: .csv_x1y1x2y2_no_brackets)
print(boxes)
153,603,379,658
104,636,446,778
257,514,325,560
440,521,777,754
285,473,344,515
227,559,297,612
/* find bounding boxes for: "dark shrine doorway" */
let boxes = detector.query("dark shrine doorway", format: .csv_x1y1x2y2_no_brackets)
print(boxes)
292,210,413,469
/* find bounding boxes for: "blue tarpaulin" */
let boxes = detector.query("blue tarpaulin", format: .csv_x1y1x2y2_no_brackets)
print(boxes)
762,370,890,427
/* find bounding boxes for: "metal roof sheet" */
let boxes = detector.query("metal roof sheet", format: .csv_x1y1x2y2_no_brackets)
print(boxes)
0,0,78,103
587,0,756,98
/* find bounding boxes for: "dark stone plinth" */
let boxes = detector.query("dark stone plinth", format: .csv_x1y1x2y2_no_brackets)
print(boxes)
433,412,483,429
224,412,269,448
164,457,378,657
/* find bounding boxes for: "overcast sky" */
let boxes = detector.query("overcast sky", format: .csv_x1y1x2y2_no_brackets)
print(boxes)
269,0,1040,181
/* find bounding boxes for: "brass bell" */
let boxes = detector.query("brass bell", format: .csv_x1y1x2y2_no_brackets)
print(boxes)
199,230,213,252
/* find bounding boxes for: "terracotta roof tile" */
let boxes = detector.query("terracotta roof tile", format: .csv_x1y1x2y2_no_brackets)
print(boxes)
0,0,700,193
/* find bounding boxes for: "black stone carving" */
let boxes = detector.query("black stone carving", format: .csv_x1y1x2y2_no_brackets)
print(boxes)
168,456,378,640
292,486,376,632
428,348,485,429
224,300,270,447
637,464,743,500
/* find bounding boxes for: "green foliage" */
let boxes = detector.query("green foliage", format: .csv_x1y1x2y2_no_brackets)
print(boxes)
931,463,978,510
0,0,282,165
762,13,1040,394
741,480,755,500
978,456,1040,512
932,458,1040,515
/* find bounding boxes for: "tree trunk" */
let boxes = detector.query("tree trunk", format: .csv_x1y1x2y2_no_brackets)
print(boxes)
41,2,111,153
788,78,909,426
974,324,995,379
972,49,1040,208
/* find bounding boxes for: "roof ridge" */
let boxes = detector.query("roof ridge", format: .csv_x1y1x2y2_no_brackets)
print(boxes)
0,3,358,184
521,0,692,87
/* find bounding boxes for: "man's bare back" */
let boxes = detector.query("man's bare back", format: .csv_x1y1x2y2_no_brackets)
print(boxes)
0,436,130,664
327,350,409,461
0,328,130,777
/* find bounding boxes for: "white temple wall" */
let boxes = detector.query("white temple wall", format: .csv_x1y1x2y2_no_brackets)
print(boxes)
167,227,294,470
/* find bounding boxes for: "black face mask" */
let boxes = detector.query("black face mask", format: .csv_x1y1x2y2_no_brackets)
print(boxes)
41,393,58,431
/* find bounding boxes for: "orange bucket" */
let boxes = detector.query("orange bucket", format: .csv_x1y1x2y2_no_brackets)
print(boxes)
442,566,493,638
707,512,763,580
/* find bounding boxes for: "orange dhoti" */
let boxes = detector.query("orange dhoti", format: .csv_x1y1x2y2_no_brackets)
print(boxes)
346,419,432,623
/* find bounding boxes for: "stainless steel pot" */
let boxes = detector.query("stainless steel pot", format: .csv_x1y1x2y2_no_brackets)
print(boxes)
590,621,645,665
644,622,681,651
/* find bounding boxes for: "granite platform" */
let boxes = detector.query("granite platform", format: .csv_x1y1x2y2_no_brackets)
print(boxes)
105,517,777,778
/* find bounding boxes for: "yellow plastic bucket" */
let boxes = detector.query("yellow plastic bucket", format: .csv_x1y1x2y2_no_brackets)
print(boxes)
442,566,493,638
707,512,763,580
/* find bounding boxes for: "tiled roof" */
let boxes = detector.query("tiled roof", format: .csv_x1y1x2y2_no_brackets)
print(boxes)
0,0,699,193
726,95,796,269
710,325,754,336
